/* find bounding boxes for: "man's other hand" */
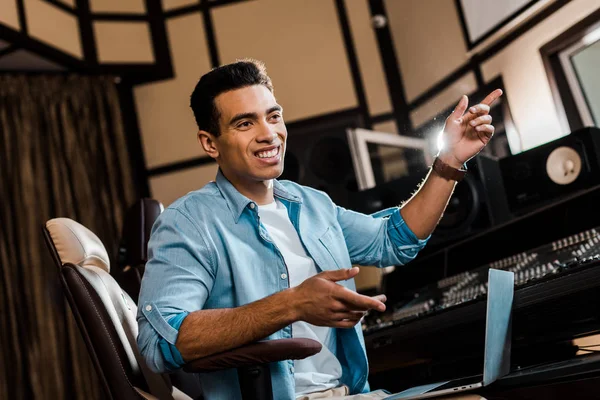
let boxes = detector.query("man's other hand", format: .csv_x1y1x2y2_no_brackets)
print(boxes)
289,267,387,328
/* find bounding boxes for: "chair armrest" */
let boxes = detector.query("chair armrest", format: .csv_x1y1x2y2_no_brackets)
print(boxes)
183,338,322,373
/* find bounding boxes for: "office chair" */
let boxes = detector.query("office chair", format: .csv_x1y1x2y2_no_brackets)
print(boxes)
117,198,163,300
44,217,320,400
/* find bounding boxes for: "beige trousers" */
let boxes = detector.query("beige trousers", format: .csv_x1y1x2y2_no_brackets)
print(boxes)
296,386,486,400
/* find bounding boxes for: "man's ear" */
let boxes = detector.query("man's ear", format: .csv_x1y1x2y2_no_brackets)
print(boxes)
198,130,219,159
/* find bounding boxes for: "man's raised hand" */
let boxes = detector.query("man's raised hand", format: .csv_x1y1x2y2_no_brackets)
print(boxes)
438,89,503,168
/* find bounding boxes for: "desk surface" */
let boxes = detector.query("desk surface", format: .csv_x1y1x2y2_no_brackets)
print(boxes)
479,353,600,399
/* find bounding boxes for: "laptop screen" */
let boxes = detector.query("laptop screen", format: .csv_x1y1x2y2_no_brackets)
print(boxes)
483,269,514,385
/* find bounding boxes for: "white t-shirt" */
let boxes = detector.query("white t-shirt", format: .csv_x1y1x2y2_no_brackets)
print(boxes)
257,200,343,396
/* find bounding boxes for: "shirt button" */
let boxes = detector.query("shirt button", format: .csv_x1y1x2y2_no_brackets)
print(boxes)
281,273,287,280
145,305,152,312
249,203,255,209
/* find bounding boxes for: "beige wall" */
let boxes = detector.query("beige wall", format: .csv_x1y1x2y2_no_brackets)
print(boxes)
410,72,478,129
385,0,469,103
482,0,600,152
134,13,212,170
162,0,198,11
90,0,146,13
58,0,76,7
0,0,20,31
213,0,357,122
346,0,392,115
24,0,82,58
149,163,219,207
94,21,154,63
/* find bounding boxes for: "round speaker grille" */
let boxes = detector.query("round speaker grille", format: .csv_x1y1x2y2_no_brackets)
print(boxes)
545,146,582,185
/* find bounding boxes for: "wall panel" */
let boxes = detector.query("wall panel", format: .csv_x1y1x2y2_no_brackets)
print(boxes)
57,0,76,7
0,0,20,30
213,0,357,122
346,0,392,116
25,0,82,58
162,0,199,11
410,72,477,129
134,13,212,168
373,120,399,135
90,0,146,13
385,0,468,102
149,163,219,206
94,21,154,63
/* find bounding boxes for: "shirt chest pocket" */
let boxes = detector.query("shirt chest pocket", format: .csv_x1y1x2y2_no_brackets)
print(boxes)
316,225,352,271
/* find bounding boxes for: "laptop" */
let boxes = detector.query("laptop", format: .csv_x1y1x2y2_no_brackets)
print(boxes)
384,268,514,400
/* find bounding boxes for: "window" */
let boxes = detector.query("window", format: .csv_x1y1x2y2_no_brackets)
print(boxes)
541,11,600,133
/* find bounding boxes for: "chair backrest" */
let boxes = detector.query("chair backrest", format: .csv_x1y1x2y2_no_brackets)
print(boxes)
116,200,204,399
117,199,164,300
43,218,188,400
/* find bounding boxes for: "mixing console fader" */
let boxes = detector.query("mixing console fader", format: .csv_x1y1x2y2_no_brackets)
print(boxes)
363,227,600,334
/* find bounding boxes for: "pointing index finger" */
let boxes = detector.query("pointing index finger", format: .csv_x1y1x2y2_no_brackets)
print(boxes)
481,88,503,107
333,286,386,312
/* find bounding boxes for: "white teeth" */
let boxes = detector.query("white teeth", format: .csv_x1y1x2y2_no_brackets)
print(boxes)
257,147,279,158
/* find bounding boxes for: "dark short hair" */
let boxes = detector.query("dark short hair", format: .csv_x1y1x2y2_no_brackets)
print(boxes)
190,59,273,136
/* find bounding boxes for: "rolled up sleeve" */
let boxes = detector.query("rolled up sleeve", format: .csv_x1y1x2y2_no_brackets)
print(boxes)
136,208,216,373
337,205,429,267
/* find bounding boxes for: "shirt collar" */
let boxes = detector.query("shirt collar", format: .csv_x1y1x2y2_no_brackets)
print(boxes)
215,169,301,223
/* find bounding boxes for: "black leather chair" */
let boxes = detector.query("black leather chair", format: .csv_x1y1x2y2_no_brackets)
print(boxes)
117,198,204,399
117,198,164,301
44,217,321,400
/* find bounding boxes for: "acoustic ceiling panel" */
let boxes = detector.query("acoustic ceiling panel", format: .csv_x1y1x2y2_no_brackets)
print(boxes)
409,72,477,129
0,0,21,30
25,0,82,58
459,0,536,45
384,0,468,102
162,0,199,11
213,0,357,123
94,21,155,63
133,13,212,168
90,0,146,13
56,0,76,7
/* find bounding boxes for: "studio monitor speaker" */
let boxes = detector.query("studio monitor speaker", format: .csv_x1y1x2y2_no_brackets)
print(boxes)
348,153,511,249
279,113,362,208
430,153,511,247
500,127,600,215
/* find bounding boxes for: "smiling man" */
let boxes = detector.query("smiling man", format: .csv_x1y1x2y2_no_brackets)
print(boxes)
137,60,502,400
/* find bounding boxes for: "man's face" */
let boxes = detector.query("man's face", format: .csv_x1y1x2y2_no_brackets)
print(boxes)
210,85,287,188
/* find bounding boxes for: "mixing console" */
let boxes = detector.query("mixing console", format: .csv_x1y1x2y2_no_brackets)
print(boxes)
363,227,600,334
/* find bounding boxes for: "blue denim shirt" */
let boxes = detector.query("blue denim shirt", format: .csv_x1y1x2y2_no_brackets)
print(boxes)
137,169,428,400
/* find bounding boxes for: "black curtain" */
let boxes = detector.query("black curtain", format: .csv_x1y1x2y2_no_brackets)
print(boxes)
0,75,138,399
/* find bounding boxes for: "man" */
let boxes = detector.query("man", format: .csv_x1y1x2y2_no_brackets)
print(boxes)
137,60,501,399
